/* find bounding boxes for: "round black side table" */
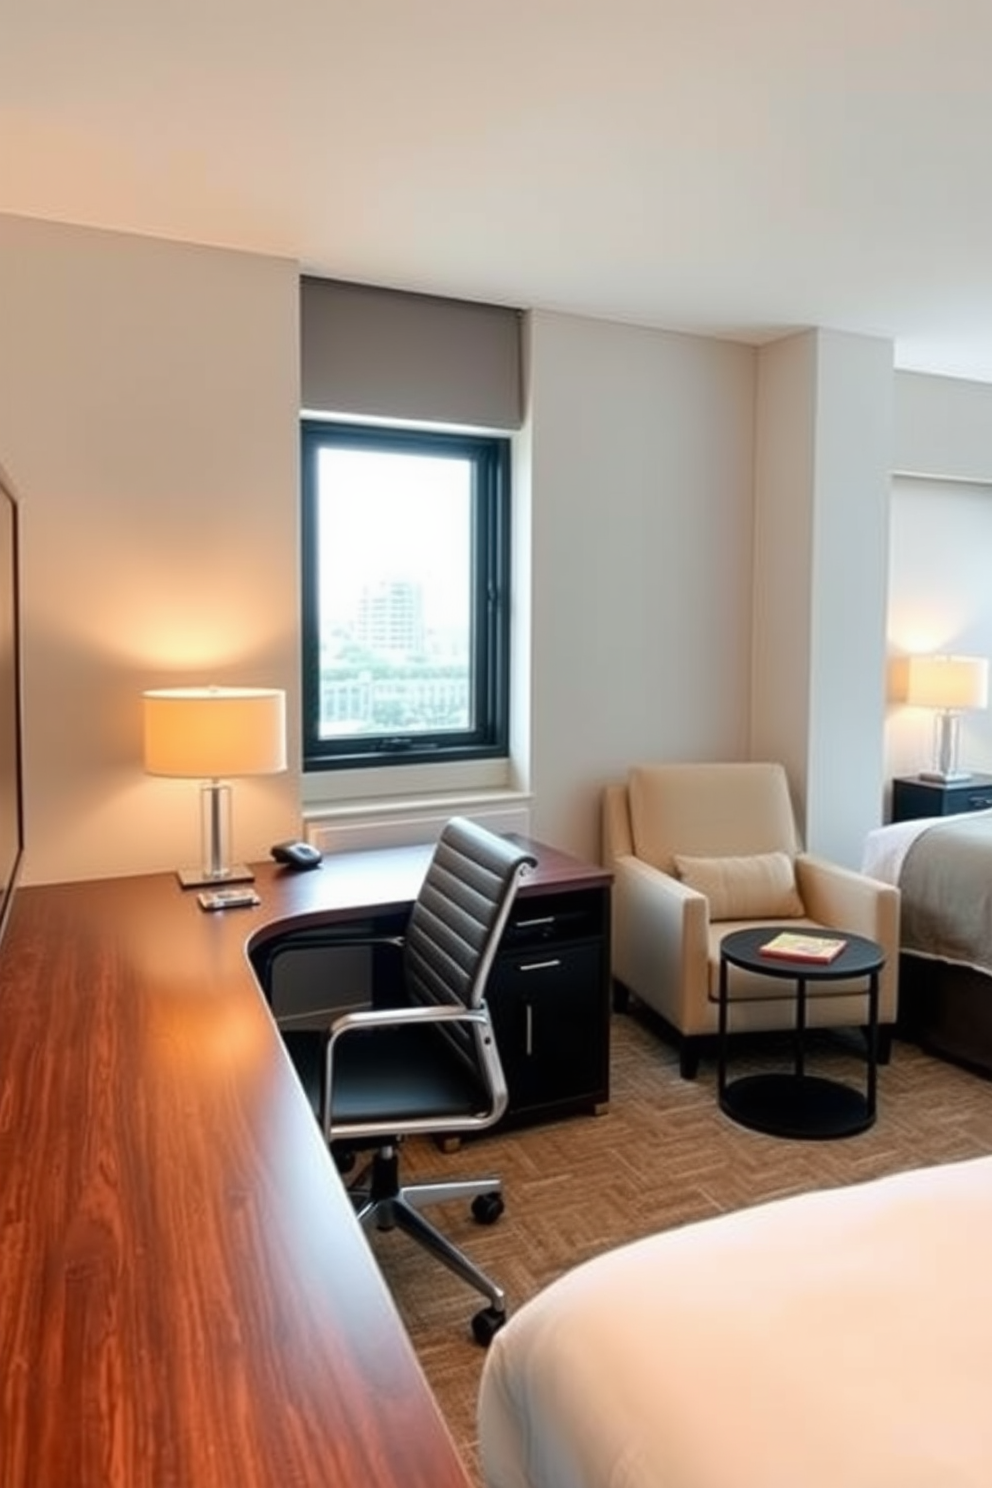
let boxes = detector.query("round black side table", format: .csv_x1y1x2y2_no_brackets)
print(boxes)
717,926,885,1139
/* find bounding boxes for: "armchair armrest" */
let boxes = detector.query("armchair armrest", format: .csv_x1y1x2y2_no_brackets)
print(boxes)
795,854,901,1020
602,783,634,866
613,855,711,1033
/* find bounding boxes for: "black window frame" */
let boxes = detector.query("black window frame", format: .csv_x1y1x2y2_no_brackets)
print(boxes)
300,418,511,773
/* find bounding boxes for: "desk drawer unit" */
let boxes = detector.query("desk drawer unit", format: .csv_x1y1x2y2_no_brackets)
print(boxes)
487,887,611,1126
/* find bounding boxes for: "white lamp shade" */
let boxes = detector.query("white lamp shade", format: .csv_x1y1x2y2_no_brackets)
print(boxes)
905,655,989,712
143,687,287,778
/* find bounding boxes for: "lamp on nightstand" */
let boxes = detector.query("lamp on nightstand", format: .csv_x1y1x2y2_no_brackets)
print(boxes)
906,654,989,783
143,686,287,887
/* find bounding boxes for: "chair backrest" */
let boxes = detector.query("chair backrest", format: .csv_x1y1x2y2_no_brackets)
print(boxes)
627,762,801,872
404,817,537,1013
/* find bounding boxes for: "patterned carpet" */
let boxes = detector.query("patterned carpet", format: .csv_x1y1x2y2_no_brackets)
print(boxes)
361,1010,992,1486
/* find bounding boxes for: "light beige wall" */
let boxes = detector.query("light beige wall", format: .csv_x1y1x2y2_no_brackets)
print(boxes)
751,333,817,793
886,476,992,791
806,331,893,860
6,213,968,884
0,215,761,883
527,310,757,861
753,329,893,866
0,214,301,883
894,371,992,480
885,372,992,804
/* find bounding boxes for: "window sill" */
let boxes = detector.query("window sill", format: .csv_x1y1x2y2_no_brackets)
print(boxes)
302,787,533,856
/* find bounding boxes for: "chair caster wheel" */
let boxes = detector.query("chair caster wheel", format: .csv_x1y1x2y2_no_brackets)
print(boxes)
471,1305,507,1346
472,1191,504,1225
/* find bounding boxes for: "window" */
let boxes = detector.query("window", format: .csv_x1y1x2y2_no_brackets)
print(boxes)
301,419,511,772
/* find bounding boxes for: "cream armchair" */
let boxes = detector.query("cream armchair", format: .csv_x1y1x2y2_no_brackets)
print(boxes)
602,762,900,1078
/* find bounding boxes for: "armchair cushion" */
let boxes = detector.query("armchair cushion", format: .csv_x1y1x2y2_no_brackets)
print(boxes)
672,849,805,921
628,762,800,871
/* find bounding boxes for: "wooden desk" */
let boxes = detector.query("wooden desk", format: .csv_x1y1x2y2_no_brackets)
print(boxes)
0,838,608,1488
0,854,469,1488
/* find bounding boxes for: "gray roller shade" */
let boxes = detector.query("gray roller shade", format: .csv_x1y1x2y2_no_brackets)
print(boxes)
301,276,523,430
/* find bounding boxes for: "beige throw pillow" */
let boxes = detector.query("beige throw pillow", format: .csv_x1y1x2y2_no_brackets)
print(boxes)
672,850,805,921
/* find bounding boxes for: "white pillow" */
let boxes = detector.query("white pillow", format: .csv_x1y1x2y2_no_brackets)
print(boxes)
672,850,805,921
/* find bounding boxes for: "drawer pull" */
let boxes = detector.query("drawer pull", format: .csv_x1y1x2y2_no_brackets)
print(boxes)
514,916,556,929
525,1003,533,1055
518,958,562,973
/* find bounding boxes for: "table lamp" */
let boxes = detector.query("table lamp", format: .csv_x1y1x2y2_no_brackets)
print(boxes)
905,654,989,782
143,686,287,887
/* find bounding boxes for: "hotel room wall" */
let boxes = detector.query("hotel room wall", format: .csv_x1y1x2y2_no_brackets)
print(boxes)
0,214,301,884
886,477,992,790
894,371,992,482
886,374,992,806
752,330,893,869
0,210,765,884
526,310,756,862
2,210,987,884
751,334,816,827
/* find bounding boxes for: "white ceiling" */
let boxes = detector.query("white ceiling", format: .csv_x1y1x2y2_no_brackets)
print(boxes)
4,0,992,381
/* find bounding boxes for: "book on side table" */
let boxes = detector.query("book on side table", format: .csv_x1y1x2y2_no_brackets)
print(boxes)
759,931,847,963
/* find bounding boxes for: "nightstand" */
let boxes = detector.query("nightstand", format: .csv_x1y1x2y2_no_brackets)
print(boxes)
891,773,992,823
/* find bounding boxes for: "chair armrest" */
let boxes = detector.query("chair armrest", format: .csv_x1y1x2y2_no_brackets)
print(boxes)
795,854,901,1020
613,855,710,1032
327,1002,489,1043
324,1003,505,1141
280,1000,488,1037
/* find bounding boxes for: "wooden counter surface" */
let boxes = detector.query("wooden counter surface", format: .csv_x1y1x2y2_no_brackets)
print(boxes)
0,853,478,1488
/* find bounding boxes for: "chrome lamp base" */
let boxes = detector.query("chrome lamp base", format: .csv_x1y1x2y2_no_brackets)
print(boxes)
919,709,970,784
176,862,254,889
175,779,253,889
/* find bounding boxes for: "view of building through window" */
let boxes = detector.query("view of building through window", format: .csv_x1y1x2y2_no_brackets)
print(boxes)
315,444,473,739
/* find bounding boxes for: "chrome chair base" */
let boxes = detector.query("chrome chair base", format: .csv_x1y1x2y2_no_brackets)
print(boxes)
349,1145,507,1316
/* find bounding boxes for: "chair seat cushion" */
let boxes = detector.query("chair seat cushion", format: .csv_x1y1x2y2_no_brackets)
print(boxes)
330,1023,492,1127
673,850,805,921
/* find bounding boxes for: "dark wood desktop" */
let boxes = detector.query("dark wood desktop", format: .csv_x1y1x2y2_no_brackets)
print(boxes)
0,837,608,1488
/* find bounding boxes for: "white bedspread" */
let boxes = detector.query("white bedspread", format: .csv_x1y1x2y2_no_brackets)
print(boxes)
861,816,938,885
478,1158,992,1488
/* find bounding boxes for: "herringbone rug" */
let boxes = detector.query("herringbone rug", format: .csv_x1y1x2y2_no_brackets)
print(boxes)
362,1012,992,1486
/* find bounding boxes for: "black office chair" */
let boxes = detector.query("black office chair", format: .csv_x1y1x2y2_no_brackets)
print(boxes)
269,817,536,1345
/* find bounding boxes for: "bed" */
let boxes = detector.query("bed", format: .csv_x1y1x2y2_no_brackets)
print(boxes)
862,809,992,1076
477,1157,992,1488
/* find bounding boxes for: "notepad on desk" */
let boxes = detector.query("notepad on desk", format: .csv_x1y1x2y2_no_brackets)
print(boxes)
759,931,847,963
